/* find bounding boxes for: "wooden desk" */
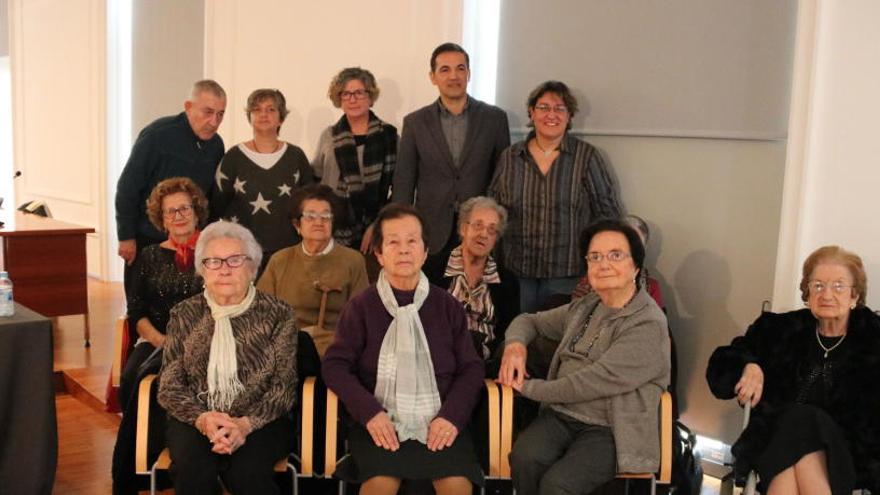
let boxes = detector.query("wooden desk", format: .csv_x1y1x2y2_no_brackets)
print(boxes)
0,212,95,345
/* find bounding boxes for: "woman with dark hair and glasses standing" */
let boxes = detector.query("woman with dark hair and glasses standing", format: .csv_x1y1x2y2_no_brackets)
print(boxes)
498,218,669,494
489,80,622,313
158,220,298,495
212,88,314,273
257,184,368,355
311,68,397,263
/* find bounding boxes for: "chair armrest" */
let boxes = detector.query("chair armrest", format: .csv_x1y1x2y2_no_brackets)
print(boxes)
111,316,127,387
135,374,158,473
483,380,501,477
300,376,315,476
499,383,514,478
324,388,339,477
658,390,673,484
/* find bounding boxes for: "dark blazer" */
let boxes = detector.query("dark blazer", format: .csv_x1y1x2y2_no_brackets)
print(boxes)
706,307,880,491
392,97,510,253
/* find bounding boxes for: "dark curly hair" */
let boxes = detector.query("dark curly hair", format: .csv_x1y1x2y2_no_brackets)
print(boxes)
146,177,209,232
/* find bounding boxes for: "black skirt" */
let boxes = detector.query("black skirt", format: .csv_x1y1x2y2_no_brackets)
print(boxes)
334,423,484,486
756,403,855,494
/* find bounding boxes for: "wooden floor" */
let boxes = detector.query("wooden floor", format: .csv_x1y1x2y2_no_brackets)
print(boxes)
54,278,127,494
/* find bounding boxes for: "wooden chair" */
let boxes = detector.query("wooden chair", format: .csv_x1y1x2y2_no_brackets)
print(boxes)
134,374,317,495
494,386,673,495
324,379,502,495
105,315,129,413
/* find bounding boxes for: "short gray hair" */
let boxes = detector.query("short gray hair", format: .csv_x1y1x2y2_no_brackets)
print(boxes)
190,79,226,101
195,220,262,280
458,196,508,237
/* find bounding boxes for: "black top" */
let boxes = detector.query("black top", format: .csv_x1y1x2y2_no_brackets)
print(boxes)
126,244,203,336
115,112,224,242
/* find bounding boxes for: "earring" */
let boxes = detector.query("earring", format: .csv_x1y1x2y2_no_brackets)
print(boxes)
851,303,856,310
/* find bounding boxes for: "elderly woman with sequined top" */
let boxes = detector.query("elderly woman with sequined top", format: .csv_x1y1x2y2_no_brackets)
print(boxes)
708,246,880,494
157,220,298,495
498,218,669,494
322,203,484,495
440,196,519,360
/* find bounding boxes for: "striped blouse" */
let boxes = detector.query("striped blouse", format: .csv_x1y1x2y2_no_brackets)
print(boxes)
489,133,622,278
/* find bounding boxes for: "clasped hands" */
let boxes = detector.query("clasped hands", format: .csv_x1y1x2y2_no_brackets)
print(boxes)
195,411,253,455
366,412,458,452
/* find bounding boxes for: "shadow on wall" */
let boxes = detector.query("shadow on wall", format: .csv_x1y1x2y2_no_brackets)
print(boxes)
667,250,738,418
304,106,335,155
376,77,404,128
280,107,307,150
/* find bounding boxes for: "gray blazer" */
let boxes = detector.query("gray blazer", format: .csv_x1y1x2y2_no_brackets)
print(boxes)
392,97,510,253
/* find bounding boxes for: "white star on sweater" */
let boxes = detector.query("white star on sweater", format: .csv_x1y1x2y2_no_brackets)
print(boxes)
215,168,228,189
278,183,292,197
250,193,272,215
229,215,239,223
292,171,300,183
233,177,247,194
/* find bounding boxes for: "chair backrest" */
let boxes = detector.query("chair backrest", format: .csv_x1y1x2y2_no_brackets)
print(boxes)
111,316,127,388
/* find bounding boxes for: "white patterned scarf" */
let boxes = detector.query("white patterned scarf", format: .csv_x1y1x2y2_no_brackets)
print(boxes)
204,284,256,411
374,270,441,443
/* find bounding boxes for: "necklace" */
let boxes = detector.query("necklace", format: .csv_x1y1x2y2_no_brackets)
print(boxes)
533,138,559,157
252,139,281,154
815,326,847,358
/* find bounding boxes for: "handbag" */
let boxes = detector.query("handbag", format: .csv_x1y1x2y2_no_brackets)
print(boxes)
672,421,704,495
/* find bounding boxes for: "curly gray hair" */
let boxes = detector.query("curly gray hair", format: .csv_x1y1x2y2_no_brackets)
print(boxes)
458,196,508,238
195,220,263,280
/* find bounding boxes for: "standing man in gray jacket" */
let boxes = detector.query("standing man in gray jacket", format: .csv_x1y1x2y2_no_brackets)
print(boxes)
392,42,510,284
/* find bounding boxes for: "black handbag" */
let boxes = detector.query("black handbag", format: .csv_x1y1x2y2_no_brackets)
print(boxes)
671,421,704,495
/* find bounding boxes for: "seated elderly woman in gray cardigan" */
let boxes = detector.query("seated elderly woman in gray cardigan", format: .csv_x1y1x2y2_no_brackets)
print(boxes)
498,218,670,494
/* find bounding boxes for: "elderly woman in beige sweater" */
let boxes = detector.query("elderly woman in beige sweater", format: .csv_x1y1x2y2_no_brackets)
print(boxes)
498,218,670,494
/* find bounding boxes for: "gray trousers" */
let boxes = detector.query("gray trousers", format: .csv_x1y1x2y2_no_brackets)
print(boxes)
510,409,616,495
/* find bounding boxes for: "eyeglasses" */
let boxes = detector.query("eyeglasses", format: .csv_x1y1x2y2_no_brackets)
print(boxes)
585,250,631,264
533,104,568,115
201,254,251,270
162,204,194,219
301,211,333,222
808,280,852,295
465,221,499,236
340,89,369,101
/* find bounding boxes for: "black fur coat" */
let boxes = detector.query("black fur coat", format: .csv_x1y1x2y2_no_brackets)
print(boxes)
706,307,880,491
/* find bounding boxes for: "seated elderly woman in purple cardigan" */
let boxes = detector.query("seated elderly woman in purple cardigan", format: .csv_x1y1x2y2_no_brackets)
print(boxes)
322,203,484,495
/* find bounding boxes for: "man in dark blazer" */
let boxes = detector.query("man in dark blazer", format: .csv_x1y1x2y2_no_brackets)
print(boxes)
392,42,510,284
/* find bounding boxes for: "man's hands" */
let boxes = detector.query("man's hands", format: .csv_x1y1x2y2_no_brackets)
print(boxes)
118,239,137,265
195,412,253,455
497,342,529,392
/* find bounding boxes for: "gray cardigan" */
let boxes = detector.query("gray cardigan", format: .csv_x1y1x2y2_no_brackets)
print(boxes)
505,289,670,473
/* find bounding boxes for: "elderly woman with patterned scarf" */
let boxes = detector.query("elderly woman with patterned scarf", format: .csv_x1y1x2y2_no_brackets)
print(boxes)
323,203,484,495
157,220,298,495
311,67,397,257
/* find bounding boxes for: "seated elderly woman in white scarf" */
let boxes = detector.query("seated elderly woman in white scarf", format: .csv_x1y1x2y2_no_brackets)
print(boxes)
157,220,298,495
323,203,485,495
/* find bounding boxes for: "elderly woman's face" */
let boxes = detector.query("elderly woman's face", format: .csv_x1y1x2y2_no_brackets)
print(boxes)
296,199,333,245
807,262,858,322
459,207,500,259
161,191,197,239
201,237,253,305
529,91,570,141
340,79,371,120
249,98,281,136
586,231,638,295
376,215,427,285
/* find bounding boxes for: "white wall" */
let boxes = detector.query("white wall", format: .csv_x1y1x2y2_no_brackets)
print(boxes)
204,0,463,156
775,0,880,310
9,0,107,278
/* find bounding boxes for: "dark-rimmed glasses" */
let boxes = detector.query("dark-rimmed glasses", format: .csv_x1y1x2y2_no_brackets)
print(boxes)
201,254,250,270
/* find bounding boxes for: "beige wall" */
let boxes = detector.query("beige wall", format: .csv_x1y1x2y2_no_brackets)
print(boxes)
9,0,107,277
204,0,463,156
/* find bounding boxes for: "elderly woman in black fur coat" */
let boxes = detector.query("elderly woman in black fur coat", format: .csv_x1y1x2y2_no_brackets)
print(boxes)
707,245,880,495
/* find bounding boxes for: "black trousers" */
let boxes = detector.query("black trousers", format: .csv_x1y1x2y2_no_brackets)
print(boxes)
166,416,292,495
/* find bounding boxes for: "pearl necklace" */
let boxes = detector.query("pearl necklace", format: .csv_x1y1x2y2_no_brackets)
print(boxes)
815,326,847,358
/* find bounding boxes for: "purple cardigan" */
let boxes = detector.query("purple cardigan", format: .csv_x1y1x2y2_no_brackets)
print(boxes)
322,284,484,431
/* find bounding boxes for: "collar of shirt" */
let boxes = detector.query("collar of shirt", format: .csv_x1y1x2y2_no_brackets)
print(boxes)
443,246,501,285
301,239,335,257
436,96,471,117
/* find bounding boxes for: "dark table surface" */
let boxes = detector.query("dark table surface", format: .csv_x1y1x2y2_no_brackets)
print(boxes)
0,303,57,494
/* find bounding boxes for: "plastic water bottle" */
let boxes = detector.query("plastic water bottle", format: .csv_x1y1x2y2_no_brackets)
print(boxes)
0,271,13,317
